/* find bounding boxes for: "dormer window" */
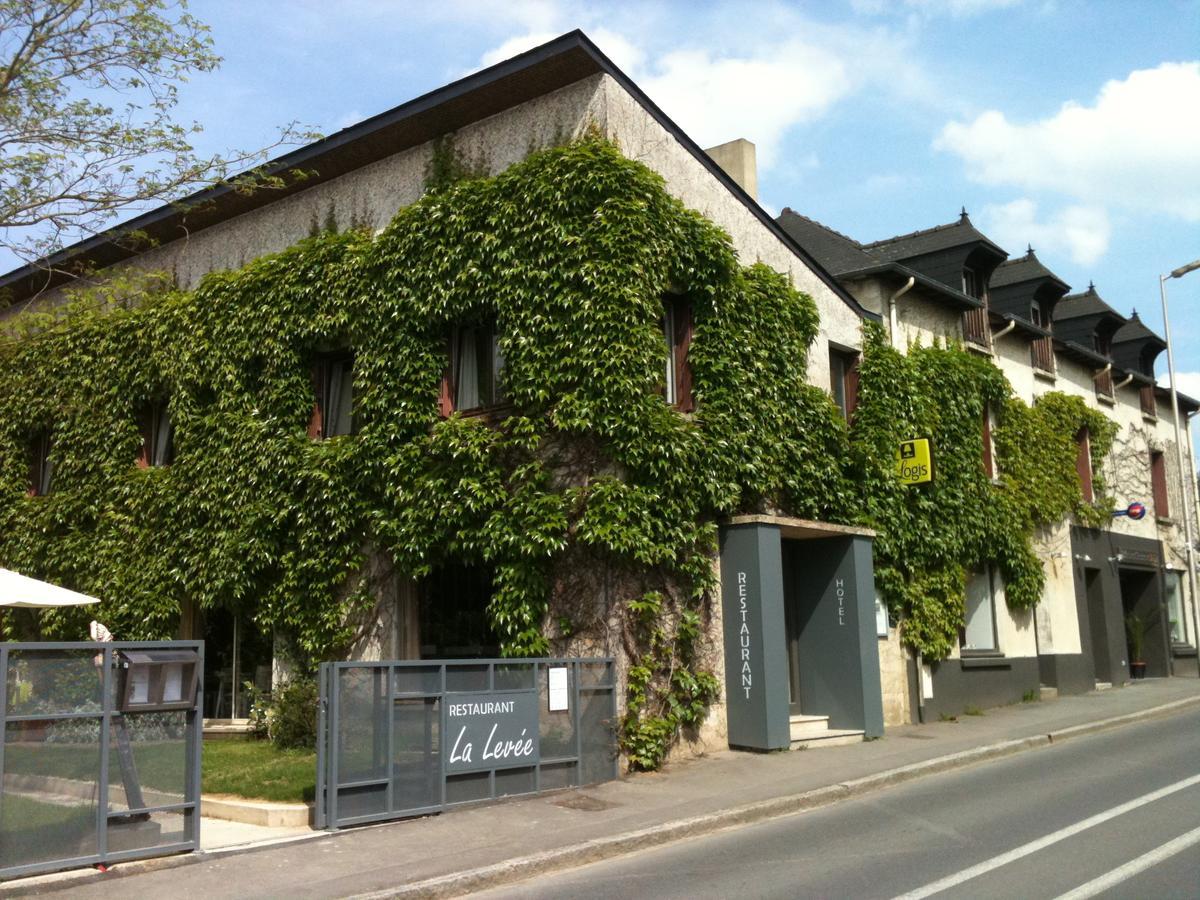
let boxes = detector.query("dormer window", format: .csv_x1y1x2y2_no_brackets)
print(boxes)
1093,332,1112,358
962,267,984,300
138,402,174,467
1030,300,1044,328
309,351,355,438
28,431,53,496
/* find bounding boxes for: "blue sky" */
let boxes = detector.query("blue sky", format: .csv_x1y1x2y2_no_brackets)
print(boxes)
59,2,1200,416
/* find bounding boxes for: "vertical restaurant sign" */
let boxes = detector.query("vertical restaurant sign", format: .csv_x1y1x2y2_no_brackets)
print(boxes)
896,438,933,485
444,690,540,775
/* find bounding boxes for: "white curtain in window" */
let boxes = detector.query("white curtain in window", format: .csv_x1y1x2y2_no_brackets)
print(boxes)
662,309,676,405
1165,571,1186,643
964,567,998,651
456,328,480,410
152,410,173,466
491,332,506,403
326,359,354,436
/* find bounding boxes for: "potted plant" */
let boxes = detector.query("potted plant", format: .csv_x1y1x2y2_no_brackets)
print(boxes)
1125,613,1147,680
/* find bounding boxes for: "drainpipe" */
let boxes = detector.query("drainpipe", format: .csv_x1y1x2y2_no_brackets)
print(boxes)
993,320,1017,341
887,276,915,349
1114,373,1135,391
1094,362,1112,379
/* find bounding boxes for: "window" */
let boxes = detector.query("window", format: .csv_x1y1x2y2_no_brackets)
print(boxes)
963,566,1000,652
962,267,983,300
1150,450,1169,519
27,431,53,496
982,404,998,480
1093,332,1112,357
1165,571,1187,644
138,402,174,467
439,325,505,416
1030,300,1044,327
309,352,355,438
1076,427,1094,503
662,297,694,412
829,346,860,421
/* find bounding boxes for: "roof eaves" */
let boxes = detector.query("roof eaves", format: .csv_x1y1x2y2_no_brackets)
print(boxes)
0,29,880,323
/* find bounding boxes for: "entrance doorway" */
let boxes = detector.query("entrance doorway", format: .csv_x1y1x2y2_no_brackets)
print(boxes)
198,608,273,719
419,563,499,659
1119,567,1167,678
1085,568,1110,685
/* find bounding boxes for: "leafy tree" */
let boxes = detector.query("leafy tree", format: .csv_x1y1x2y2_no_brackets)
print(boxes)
0,0,310,266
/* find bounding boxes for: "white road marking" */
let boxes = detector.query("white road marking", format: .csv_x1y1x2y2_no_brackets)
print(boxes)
892,772,1200,899
1054,824,1200,899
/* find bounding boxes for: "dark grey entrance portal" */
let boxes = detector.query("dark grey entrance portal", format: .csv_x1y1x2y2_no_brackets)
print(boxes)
719,517,885,752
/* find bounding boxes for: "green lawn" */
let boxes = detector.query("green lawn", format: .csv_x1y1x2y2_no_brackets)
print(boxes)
201,740,316,804
3,738,316,805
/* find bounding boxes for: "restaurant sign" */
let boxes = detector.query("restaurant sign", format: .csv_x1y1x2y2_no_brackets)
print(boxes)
444,690,540,775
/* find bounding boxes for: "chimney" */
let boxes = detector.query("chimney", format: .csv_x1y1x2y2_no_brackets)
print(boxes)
704,139,757,201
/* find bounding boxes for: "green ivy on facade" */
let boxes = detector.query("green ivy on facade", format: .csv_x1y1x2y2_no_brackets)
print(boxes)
0,136,1115,767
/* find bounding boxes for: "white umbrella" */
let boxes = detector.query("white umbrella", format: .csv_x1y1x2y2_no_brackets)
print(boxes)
0,568,99,608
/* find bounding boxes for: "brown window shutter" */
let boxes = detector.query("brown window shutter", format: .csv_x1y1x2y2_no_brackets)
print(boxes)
137,408,152,468
1076,428,1094,503
845,357,860,420
674,299,694,412
438,335,456,417
308,364,325,439
982,408,994,479
1151,452,1169,518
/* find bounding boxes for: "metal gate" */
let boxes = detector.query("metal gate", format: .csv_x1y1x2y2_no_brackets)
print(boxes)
1,641,203,881
317,658,617,830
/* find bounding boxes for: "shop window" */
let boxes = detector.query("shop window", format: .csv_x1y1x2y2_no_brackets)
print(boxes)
829,345,860,421
1076,427,1094,503
440,325,505,415
309,351,355,438
982,404,998,480
137,401,174,467
1165,571,1187,644
662,296,694,412
27,430,53,496
963,566,1000,653
1150,450,1169,518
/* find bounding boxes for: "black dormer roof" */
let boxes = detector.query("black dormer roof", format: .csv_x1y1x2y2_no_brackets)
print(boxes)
1053,283,1126,355
1111,311,1167,378
862,210,1008,263
858,210,1008,295
988,247,1070,325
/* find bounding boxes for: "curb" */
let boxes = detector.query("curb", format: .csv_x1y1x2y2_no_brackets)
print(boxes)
350,693,1200,899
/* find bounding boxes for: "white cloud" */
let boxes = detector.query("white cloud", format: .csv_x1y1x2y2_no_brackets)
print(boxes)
982,198,1110,265
937,62,1200,221
1162,371,1200,399
852,0,1023,15
638,43,852,166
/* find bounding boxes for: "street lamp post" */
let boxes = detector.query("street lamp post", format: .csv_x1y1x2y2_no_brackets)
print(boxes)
1159,259,1200,677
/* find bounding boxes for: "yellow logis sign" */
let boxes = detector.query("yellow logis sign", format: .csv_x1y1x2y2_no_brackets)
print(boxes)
897,438,932,485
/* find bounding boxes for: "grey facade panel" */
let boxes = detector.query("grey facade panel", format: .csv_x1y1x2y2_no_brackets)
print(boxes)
719,524,792,750
922,656,1040,720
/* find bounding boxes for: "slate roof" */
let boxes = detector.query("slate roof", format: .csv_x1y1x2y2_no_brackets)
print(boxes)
776,209,877,275
1053,284,1125,322
861,211,1007,263
1112,311,1166,348
990,247,1069,292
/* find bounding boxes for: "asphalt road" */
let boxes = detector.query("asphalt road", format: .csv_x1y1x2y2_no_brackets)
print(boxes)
473,706,1200,899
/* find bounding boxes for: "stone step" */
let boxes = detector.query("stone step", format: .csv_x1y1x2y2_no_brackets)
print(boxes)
791,728,865,750
789,715,831,741
1039,685,1058,701
1095,681,1113,691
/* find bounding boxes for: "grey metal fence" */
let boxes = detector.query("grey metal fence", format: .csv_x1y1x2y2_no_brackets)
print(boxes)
317,658,618,830
0,641,203,881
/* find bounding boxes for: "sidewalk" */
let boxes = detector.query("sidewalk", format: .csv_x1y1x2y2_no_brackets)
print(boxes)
11,675,1200,899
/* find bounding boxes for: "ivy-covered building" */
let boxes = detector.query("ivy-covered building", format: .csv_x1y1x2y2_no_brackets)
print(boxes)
0,32,892,766
778,209,1199,721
